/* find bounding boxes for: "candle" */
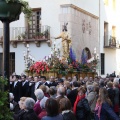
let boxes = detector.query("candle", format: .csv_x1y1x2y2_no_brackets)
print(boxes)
49,54,51,58
97,54,99,59
51,51,53,54
23,51,25,56
32,57,35,61
94,47,96,54
46,56,48,60
27,44,29,48
53,41,56,45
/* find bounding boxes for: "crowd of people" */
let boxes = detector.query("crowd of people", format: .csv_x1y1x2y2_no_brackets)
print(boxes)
9,73,120,120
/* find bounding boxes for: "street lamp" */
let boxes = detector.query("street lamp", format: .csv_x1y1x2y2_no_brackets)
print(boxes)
0,0,22,93
23,44,35,70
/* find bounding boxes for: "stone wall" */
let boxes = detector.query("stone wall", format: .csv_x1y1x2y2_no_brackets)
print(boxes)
59,4,99,61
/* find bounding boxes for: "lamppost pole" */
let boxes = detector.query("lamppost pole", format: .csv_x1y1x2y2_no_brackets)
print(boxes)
3,21,10,90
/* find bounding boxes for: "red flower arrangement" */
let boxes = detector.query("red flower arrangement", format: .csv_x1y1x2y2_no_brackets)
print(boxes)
30,61,49,74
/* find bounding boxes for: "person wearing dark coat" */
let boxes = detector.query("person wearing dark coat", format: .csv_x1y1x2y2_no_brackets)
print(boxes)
94,88,119,120
73,87,91,120
10,75,14,92
13,97,27,120
9,93,20,113
67,81,78,107
40,76,49,87
21,98,38,120
21,75,29,97
95,102,120,120
12,75,22,102
59,98,76,120
30,76,41,101
42,98,63,120
22,109,38,120
48,76,57,87
107,82,115,105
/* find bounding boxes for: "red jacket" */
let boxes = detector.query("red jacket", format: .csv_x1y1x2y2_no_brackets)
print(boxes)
33,100,42,115
38,109,47,120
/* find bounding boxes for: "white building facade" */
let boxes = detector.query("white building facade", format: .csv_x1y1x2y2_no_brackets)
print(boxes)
0,0,120,76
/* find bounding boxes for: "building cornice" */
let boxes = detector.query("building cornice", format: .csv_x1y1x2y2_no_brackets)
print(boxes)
60,4,99,19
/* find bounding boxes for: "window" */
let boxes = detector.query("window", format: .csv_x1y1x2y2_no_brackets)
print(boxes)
104,22,108,46
27,8,41,39
101,53,105,75
0,53,15,75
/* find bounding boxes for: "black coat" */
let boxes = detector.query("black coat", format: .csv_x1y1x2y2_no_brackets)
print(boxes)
13,109,26,120
48,81,57,87
67,88,78,107
76,98,91,120
107,88,115,105
30,82,41,101
21,109,38,120
94,102,120,120
12,81,22,102
21,81,29,97
62,111,76,120
10,81,14,92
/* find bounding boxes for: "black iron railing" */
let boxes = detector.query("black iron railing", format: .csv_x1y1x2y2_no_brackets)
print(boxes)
104,35,120,48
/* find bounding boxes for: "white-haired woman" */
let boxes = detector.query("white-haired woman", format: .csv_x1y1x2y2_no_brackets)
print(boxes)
9,92,19,113
38,97,48,120
21,98,38,120
34,89,44,115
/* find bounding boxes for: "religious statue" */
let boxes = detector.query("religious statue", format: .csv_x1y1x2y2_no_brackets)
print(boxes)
55,23,72,58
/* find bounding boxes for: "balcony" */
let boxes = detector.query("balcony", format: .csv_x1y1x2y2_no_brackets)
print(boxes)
0,25,51,47
104,36,120,49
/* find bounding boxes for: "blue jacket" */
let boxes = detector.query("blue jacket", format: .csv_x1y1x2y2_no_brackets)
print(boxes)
42,114,63,120
94,102,120,120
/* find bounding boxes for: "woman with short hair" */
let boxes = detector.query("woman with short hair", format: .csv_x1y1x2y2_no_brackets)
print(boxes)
59,98,76,120
22,98,38,120
34,89,44,115
39,85,50,98
42,98,63,120
38,97,48,120
13,97,27,120
49,87,56,98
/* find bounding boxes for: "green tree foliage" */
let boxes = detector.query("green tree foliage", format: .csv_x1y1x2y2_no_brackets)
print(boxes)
0,77,13,120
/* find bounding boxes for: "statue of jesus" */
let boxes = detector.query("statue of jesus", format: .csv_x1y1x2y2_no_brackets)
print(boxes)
55,23,71,58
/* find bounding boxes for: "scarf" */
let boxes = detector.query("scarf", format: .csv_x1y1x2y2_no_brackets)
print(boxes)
95,102,102,119
73,94,85,114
